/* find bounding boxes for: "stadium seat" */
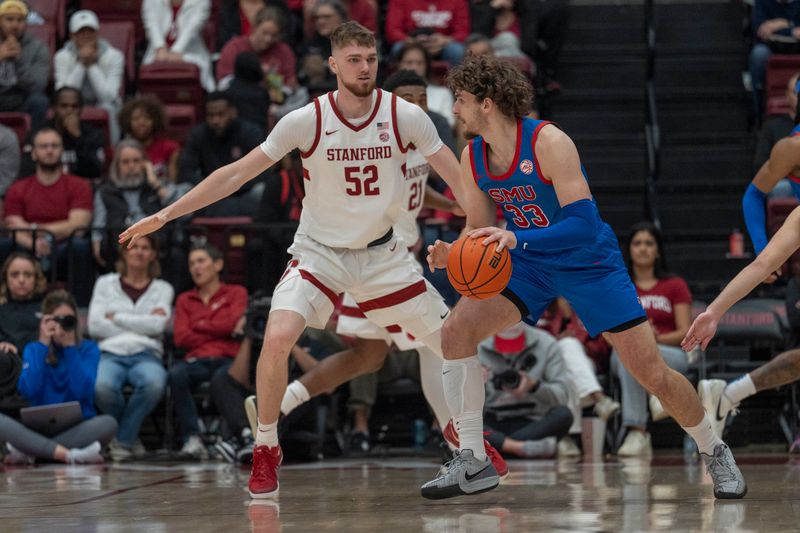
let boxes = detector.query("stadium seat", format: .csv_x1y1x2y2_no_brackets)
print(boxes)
138,62,205,119
765,55,800,117
82,0,144,44
98,21,136,94
26,23,56,57
189,217,254,285
27,0,65,41
0,112,31,147
165,104,197,145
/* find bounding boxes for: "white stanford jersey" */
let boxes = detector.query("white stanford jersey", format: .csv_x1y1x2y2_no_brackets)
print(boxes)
395,149,431,247
296,89,419,249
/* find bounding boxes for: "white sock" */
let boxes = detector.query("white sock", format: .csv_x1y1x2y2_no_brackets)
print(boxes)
281,380,311,416
723,375,755,405
417,346,452,429
682,413,724,455
442,356,486,461
256,421,279,448
66,441,103,464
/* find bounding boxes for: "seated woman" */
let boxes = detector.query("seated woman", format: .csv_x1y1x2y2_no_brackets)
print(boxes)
118,95,181,183
90,235,173,461
0,252,48,358
169,242,248,459
612,221,693,457
1,290,117,464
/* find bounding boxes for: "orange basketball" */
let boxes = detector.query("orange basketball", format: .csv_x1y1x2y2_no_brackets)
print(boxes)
446,236,512,300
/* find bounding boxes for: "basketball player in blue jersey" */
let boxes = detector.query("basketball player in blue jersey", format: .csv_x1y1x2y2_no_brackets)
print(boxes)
421,55,747,500
743,79,800,277
696,81,800,441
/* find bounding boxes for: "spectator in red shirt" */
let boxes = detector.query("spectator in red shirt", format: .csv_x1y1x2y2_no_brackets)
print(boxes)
169,241,248,458
118,95,181,183
217,7,299,102
2,128,94,304
386,0,470,65
613,221,694,457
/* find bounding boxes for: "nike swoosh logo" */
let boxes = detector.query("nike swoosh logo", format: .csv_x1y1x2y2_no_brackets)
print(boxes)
715,402,726,422
325,129,339,135
442,370,452,375
389,243,397,252
464,464,490,481
440,311,449,319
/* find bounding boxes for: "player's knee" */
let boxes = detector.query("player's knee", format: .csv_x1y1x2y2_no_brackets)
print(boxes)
441,319,476,358
262,329,298,359
353,340,389,372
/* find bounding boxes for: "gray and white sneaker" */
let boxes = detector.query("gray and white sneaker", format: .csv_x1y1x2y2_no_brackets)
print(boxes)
698,379,739,438
701,443,747,499
421,449,499,500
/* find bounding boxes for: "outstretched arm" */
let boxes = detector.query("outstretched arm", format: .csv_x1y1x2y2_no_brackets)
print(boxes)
682,205,800,351
119,147,274,246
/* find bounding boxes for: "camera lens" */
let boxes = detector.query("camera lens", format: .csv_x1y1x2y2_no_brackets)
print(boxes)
54,315,77,332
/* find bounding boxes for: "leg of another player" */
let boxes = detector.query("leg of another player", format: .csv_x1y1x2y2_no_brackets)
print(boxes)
281,338,390,416
417,345,452,428
608,321,747,499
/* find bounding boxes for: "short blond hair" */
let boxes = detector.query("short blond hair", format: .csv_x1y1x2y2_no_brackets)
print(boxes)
330,21,375,51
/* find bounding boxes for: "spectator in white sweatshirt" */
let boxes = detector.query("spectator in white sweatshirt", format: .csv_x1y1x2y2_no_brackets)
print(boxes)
54,10,124,142
141,0,214,92
89,234,174,461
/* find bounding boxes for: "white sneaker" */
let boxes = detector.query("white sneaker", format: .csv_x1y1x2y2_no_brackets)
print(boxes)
131,439,147,458
593,395,620,422
557,436,581,458
698,379,738,439
108,439,133,462
4,443,34,465
649,395,669,421
617,431,652,457
180,435,209,460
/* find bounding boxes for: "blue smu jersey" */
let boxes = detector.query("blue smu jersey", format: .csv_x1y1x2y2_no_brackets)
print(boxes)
470,118,589,232
789,124,800,198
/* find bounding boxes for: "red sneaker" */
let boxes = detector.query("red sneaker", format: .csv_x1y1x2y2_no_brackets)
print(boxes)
249,445,283,499
443,419,509,480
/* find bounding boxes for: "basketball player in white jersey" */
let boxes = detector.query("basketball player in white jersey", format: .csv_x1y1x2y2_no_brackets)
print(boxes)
277,70,508,479
119,22,502,500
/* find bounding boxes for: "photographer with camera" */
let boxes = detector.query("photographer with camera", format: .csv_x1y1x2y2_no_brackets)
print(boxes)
1,290,117,464
478,322,574,459
169,241,248,459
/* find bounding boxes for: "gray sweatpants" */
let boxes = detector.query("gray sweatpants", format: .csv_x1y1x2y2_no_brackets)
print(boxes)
0,412,117,460
611,344,689,428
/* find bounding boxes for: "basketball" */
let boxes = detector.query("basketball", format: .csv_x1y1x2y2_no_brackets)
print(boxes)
446,236,512,299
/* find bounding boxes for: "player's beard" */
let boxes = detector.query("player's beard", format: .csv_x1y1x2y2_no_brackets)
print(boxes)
342,78,376,98
462,112,488,140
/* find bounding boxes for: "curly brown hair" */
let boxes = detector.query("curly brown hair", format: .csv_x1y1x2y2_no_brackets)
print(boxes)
118,94,168,139
330,21,375,51
446,55,533,119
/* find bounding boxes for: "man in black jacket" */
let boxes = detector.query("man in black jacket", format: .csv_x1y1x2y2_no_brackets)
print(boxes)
178,91,266,217
20,87,105,181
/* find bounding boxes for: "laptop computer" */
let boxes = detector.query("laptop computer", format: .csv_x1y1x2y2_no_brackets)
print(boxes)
20,401,83,437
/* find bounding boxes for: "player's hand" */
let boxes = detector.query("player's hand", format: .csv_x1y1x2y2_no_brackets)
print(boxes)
119,213,166,248
681,310,719,352
762,270,781,284
467,226,517,251
426,239,451,272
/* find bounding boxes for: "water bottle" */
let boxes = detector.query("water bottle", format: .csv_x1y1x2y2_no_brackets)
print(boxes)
729,228,744,257
413,419,428,451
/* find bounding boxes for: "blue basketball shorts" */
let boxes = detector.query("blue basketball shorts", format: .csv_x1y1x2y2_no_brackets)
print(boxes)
503,223,647,337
